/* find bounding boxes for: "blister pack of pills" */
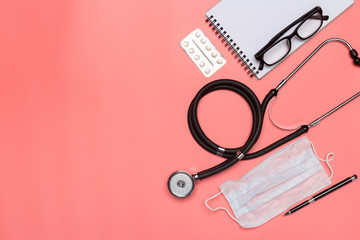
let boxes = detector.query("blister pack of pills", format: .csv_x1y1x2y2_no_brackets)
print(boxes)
180,28,226,77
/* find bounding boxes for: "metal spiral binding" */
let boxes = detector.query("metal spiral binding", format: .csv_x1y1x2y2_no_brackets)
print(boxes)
205,16,259,78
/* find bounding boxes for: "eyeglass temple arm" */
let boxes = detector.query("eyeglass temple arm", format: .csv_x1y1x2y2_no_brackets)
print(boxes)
309,15,329,21
321,15,329,20
275,38,359,91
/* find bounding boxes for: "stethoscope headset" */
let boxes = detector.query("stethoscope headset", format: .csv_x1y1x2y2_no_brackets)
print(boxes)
168,38,360,198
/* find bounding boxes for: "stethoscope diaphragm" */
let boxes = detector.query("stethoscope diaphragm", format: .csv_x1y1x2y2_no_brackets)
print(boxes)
168,171,195,198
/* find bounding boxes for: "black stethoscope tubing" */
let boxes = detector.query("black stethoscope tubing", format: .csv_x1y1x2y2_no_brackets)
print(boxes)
188,80,309,180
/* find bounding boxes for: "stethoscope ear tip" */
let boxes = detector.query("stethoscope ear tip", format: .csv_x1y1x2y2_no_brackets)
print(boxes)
354,57,360,66
349,49,360,66
350,49,358,58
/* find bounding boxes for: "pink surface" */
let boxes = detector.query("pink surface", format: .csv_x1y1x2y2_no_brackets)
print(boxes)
0,0,359,239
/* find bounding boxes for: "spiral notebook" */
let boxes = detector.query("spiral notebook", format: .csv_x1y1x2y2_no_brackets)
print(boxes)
206,0,354,79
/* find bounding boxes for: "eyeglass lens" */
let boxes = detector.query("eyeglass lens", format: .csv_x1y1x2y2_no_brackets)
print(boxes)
263,39,290,65
297,12,322,39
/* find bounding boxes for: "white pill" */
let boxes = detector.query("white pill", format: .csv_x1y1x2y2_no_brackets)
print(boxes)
217,58,223,64
189,48,194,54
199,61,205,67
200,38,206,44
211,52,218,58
183,41,189,47
194,55,200,60
206,45,212,51
195,32,201,37
205,68,211,74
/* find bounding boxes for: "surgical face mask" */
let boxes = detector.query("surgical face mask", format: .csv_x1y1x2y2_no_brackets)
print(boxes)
205,137,333,228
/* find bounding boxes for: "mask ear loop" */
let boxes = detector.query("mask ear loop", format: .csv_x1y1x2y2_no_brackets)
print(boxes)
268,95,302,131
205,191,240,224
309,142,334,179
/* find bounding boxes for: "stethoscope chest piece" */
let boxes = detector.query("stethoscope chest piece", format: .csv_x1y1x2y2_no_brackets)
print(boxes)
168,171,195,198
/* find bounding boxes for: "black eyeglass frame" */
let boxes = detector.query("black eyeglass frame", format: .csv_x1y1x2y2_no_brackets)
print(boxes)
254,6,329,70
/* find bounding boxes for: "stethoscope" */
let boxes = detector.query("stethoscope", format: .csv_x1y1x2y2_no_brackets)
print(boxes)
168,38,360,198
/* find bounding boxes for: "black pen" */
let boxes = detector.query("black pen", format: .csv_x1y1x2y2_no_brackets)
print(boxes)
283,174,357,216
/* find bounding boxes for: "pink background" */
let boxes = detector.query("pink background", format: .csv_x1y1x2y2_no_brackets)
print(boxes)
0,0,359,239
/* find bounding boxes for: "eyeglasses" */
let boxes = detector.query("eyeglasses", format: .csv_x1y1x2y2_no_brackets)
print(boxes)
254,6,329,70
